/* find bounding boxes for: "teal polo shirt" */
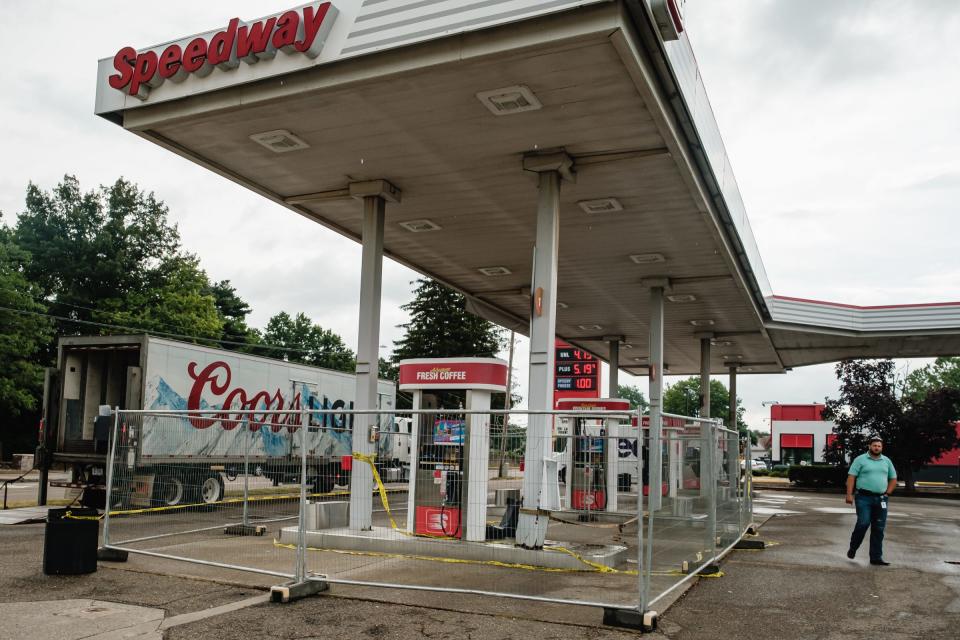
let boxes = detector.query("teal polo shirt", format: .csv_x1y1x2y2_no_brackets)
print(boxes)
848,453,897,494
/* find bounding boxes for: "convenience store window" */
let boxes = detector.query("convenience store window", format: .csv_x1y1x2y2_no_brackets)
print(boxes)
781,434,814,465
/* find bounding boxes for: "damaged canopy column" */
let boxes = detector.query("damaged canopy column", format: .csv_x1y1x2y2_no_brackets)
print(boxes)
516,151,574,550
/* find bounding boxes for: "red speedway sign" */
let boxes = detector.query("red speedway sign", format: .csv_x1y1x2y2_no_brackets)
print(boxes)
109,2,338,100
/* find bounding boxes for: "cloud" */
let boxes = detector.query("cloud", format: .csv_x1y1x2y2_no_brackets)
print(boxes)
899,172,960,192
1,1,957,433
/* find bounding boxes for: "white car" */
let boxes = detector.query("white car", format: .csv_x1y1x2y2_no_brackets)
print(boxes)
741,459,767,471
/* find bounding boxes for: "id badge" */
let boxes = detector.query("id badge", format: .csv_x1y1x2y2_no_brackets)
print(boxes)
881,499,887,510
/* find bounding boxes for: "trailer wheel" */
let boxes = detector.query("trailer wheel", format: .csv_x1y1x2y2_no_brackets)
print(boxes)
312,468,335,495
198,472,225,507
155,472,186,507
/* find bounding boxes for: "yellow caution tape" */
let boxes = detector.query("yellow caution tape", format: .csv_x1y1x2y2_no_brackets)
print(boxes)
272,539,632,574
543,545,623,574
272,540,723,578
350,452,459,541
63,510,104,521
685,570,724,578
352,452,404,534
64,486,403,519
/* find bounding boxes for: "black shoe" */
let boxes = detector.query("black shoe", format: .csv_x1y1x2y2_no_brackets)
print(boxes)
870,559,890,566
846,548,856,559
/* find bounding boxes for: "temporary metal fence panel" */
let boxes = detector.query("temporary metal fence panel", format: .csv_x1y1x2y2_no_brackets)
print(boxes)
297,408,641,610
103,410,331,581
102,407,751,616
642,415,751,611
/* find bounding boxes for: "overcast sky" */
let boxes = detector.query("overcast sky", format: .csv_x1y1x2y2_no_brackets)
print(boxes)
1,1,957,432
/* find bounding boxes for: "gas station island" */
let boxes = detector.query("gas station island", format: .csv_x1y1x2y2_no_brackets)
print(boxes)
92,0,960,626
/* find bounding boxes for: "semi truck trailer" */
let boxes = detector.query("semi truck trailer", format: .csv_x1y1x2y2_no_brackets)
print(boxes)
36,334,396,508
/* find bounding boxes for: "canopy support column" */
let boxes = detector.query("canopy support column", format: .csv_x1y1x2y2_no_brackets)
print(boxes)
729,364,740,488
516,152,573,549
348,180,400,532
605,336,621,512
699,334,713,498
699,335,712,419
607,337,620,397
645,279,668,512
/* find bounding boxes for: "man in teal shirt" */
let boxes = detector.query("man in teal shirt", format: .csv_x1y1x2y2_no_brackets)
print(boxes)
845,437,898,565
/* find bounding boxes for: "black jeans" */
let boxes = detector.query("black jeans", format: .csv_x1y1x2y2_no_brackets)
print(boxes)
849,493,888,561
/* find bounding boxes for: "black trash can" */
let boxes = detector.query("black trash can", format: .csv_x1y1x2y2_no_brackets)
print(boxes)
43,508,99,575
618,473,632,492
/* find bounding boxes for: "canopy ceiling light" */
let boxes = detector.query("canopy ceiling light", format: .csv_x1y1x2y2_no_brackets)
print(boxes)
629,253,666,264
249,129,310,153
478,266,512,276
399,219,442,233
578,198,623,214
667,294,696,303
475,85,542,116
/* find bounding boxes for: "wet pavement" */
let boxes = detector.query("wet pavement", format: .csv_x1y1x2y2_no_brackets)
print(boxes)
658,491,960,639
0,490,957,638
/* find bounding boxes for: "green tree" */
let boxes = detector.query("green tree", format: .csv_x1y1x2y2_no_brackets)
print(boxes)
12,176,222,343
391,279,506,410
378,357,398,382
0,221,54,458
0,223,52,417
822,359,960,492
261,311,355,372
904,357,960,406
94,255,223,339
204,279,260,349
392,279,504,362
662,377,747,434
617,384,648,411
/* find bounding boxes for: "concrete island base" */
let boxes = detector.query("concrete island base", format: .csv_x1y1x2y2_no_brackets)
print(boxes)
277,525,628,571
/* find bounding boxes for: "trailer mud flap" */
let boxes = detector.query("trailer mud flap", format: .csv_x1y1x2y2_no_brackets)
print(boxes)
130,474,155,507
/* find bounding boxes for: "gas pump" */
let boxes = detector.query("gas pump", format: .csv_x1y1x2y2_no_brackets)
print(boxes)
399,358,508,542
556,398,630,515
412,395,465,538
571,414,606,513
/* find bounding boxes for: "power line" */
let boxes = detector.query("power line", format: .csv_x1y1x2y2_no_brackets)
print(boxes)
3,304,510,361
0,304,352,357
44,297,252,343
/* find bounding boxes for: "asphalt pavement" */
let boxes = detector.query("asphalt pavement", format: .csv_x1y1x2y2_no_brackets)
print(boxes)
0,490,957,639
659,491,960,639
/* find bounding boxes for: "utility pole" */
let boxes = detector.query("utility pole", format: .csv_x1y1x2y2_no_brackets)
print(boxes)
498,330,516,478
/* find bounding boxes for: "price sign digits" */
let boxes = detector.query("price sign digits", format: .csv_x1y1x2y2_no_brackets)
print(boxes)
555,344,599,393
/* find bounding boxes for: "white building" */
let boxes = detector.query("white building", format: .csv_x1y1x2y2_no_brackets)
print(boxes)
770,404,834,465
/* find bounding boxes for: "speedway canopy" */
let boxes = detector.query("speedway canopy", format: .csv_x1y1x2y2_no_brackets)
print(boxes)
95,0,960,375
